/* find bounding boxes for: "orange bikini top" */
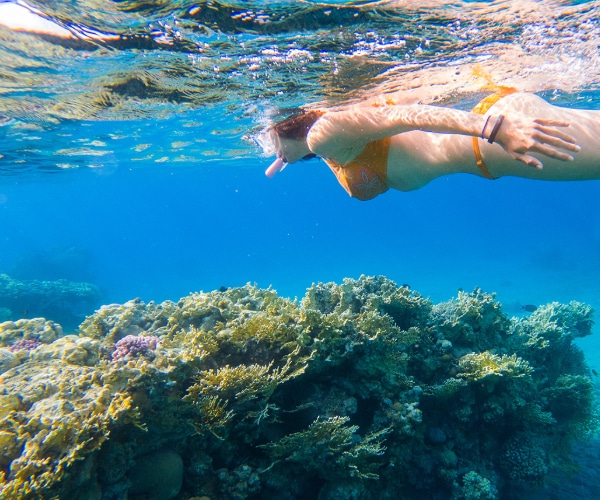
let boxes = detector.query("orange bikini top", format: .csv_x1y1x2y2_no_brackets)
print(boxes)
323,138,391,201
323,87,516,197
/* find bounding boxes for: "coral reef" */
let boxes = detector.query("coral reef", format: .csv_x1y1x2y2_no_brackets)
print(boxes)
0,273,102,331
0,276,597,499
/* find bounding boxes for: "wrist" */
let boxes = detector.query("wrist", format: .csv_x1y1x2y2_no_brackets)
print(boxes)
480,115,492,139
486,115,505,144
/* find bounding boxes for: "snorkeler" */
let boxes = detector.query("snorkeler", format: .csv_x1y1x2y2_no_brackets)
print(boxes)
260,91,596,200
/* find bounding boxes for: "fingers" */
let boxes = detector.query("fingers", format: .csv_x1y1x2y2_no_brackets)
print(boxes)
535,125,579,148
514,153,543,170
532,120,581,159
534,130,581,152
503,117,580,168
532,142,575,162
534,119,570,128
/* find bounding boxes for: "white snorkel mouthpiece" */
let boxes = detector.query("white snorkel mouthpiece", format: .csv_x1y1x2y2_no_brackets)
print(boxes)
257,127,287,178
265,157,287,178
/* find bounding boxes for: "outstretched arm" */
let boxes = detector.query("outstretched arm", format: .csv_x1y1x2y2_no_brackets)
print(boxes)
306,103,580,169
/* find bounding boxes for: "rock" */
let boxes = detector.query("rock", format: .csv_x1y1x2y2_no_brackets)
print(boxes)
128,449,184,500
425,426,447,444
0,348,19,374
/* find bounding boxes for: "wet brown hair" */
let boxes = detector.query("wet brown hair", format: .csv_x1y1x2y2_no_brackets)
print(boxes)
271,109,324,140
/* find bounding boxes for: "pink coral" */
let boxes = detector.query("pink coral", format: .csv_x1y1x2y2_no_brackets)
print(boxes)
111,335,160,363
8,339,42,352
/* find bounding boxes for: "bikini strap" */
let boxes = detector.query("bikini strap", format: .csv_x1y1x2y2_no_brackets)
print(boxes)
471,88,517,180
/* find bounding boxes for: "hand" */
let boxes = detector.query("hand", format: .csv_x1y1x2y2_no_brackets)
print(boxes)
493,116,581,169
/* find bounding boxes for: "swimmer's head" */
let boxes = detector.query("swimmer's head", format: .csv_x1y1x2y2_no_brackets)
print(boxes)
259,109,323,177
258,110,323,157
271,110,323,161
271,109,324,141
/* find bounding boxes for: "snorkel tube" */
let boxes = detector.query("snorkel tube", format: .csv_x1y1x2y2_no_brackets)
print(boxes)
256,128,287,177
265,157,287,178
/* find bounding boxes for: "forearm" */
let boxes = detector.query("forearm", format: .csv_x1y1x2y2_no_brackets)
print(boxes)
307,104,487,163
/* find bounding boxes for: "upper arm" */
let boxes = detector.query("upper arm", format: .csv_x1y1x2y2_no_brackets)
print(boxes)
306,105,413,164
307,103,484,164
306,112,366,164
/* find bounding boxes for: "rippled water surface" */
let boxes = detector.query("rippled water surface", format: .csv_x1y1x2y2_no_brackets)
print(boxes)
1,0,600,172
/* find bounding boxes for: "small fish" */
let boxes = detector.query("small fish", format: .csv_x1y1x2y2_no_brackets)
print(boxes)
592,369,599,377
521,304,538,313
219,286,228,292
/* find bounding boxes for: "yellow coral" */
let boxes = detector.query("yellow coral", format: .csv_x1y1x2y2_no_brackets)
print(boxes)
458,352,533,381
187,358,299,405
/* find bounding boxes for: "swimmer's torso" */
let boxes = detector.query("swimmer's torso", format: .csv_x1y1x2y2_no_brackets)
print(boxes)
382,93,600,190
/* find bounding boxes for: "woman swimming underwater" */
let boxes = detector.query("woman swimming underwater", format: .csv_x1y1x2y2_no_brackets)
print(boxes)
260,90,597,200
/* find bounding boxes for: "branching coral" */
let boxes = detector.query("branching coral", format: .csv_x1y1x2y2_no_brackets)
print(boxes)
431,288,510,349
259,416,388,480
457,352,533,382
457,471,498,500
542,374,597,439
511,301,593,351
184,357,305,438
303,275,431,331
502,437,548,483
188,360,296,404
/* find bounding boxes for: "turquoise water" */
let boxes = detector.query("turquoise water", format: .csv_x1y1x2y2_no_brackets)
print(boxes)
2,0,600,333
1,0,600,498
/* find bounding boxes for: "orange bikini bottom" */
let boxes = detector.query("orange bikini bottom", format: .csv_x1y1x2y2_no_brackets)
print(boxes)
471,88,517,179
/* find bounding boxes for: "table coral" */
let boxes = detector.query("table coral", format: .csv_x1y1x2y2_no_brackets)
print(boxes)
0,276,597,499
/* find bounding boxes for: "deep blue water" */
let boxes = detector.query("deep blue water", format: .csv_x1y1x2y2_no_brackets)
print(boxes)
2,128,600,309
